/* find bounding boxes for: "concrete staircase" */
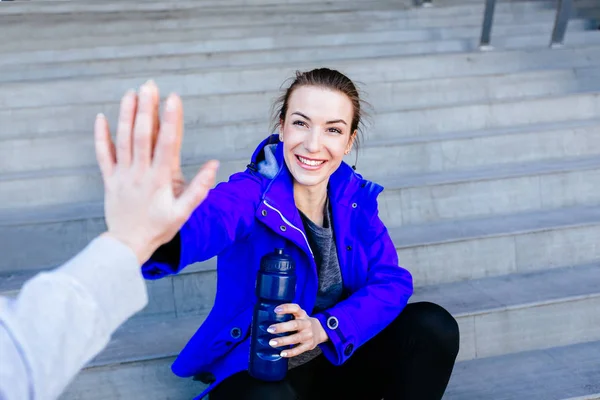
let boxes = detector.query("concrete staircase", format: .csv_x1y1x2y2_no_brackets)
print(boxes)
1,0,600,398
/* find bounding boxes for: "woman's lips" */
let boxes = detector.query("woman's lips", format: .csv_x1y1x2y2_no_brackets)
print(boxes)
296,155,326,170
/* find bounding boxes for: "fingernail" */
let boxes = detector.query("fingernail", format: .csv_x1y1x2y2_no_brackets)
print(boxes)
281,352,288,357
122,91,135,105
96,113,105,121
269,340,278,347
274,306,283,313
267,327,276,334
141,82,153,94
165,95,177,111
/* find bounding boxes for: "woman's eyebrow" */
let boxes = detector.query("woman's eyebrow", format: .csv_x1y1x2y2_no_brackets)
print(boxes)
291,111,347,125
326,119,347,125
292,111,311,121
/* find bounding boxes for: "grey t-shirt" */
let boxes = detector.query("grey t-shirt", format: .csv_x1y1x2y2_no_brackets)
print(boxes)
289,199,344,369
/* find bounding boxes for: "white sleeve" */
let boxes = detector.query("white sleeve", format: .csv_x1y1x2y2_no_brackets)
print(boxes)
0,235,148,400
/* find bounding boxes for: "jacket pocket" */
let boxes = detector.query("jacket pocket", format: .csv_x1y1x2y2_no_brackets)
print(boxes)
211,305,253,356
180,304,254,377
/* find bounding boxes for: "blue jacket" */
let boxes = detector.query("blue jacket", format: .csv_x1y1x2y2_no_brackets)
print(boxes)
142,135,413,399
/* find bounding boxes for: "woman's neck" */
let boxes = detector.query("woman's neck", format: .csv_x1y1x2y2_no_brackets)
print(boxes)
294,181,328,227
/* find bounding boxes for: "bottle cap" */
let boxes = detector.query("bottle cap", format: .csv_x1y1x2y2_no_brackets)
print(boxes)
260,248,295,273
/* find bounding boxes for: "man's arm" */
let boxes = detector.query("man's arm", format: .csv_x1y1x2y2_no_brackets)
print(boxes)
0,234,148,400
0,81,218,400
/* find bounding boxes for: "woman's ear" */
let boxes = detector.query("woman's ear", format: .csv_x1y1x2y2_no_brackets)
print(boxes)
346,130,357,154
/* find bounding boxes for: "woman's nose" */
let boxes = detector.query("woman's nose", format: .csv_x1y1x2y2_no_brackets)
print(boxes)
304,130,320,153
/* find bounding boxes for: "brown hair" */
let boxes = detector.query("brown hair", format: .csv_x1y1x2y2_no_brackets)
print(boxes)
270,68,370,152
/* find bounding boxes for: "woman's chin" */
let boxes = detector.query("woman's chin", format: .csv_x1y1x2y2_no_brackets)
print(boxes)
290,172,327,189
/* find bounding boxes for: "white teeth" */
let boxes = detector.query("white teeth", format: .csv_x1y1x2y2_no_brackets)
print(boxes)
298,156,325,167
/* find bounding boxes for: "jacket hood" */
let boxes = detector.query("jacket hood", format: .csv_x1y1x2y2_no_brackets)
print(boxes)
248,135,384,211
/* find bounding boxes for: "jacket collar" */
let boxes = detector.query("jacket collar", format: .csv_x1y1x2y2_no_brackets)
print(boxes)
252,135,383,221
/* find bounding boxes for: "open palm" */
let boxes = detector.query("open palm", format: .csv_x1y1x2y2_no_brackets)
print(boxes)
94,81,218,263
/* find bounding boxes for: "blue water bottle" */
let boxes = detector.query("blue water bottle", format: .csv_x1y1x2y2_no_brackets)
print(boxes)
249,248,297,381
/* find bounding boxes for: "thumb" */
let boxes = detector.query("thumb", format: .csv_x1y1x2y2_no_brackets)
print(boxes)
174,160,219,219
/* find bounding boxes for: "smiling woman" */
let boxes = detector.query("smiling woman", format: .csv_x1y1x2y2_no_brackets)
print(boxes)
281,86,356,225
272,69,366,226
142,68,460,400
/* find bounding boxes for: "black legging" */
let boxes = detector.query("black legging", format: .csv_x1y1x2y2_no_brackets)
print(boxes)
210,302,460,400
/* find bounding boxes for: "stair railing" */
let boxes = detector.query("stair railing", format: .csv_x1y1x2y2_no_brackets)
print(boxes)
479,0,574,49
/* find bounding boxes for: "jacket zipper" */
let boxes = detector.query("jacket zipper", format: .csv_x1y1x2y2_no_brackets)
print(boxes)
263,200,314,259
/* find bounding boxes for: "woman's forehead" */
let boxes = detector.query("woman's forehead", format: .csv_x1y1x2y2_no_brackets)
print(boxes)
287,86,354,121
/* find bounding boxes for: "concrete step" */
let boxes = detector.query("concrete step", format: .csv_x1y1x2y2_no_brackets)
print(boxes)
357,118,600,178
0,20,598,75
3,25,600,74
78,260,600,361
5,72,599,174
393,204,600,285
0,158,249,211
6,5,595,47
7,0,597,15
3,29,598,84
413,263,600,361
367,91,600,140
445,340,600,399
59,340,600,399
0,0,411,19
1,193,599,286
4,110,600,211
0,2,409,22
61,342,600,399
0,0,562,40
2,4,591,54
61,356,206,400
0,96,598,203
13,0,409,6
55,263,600,398
2,15,591,55
0,0,553,16
0,259,217,323
378,155,600,225
4,66,598,145
6,0,567,7
4,91,599,186
2,45,600,109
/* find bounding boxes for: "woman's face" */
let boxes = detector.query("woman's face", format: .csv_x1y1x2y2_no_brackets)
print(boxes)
280,85,356,192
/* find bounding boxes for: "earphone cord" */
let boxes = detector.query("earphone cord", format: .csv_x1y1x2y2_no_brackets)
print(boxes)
352,150,358,171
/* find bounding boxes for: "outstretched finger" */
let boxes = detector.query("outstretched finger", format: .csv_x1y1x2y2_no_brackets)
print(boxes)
174,160,219,220
168,92,184,174
94,113,116,180
116,90,137,168
152,94,180,175
132,81,159,170
151,87,161,157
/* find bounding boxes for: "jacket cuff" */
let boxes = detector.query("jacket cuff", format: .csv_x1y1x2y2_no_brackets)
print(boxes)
314,309,358,366
141,232,182,279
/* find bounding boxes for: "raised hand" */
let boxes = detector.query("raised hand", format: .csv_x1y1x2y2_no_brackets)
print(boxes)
94,80,219,263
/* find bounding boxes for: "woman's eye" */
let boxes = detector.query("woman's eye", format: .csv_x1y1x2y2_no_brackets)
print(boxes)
293,120,306,127
328,128,342,134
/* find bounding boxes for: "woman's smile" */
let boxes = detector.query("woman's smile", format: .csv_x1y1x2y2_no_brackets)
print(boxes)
295,155,327,170
280,86,355,192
